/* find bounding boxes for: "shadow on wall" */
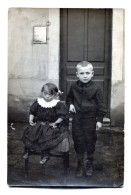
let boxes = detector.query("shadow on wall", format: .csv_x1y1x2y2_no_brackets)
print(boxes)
8,95,125,127
110,80,124,128
8,109,28,123
111,103,124,128
8,94,32,123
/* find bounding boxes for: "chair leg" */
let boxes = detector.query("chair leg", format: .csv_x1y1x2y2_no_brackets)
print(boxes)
25,158,29,178
41,164,46,176
63,151,69,174
40,157,50,176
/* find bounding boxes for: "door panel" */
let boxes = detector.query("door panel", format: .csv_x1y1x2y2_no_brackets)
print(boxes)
60,8,112,117
88,9,105,61
68,9,85,61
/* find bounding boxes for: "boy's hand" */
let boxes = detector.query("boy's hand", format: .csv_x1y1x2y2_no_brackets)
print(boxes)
29,120,36,126
49,122,57,128
69,104,76,113
96,121,102,130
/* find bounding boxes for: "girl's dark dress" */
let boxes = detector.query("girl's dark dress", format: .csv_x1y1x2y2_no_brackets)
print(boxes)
23,98,69,152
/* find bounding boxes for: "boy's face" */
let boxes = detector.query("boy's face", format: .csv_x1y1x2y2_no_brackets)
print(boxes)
76,66,94,83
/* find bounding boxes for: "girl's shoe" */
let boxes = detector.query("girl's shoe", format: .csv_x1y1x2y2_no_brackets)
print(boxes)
23,152,29,159
40,156,50,165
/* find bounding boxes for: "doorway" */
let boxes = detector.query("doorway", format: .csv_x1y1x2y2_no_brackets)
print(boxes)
60,9,112,117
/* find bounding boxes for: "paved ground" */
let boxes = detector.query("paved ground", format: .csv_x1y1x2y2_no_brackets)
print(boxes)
7,122,124,188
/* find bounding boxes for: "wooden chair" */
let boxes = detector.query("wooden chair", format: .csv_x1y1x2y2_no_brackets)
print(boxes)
24,119,71,178
24,102,71,179
24,149,69,178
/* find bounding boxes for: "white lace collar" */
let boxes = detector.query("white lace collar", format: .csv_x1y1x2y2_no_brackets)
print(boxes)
37,98,60,108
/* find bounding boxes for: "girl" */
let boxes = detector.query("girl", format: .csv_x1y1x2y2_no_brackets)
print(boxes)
23,83,69,164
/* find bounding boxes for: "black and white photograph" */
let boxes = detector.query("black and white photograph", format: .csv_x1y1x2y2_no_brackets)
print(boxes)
7,7,125,188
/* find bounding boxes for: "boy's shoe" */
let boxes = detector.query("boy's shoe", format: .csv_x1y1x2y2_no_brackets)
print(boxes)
40,156,50,165
76,162,84,177
76,166,84,177
85,160,93,176
23,152,29,159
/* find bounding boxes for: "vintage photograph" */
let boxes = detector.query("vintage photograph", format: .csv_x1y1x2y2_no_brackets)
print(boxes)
8,8,124,187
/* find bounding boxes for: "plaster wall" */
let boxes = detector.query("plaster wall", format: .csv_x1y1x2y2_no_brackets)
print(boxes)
8,8,60,121
110,9,125,127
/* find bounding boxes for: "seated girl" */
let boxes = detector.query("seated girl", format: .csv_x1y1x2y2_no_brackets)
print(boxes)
22,83,69,164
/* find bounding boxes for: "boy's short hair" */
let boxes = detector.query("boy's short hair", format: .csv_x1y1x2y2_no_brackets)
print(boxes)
76,61,93,71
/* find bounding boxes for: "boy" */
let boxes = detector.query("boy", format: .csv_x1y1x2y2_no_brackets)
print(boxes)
66,61,106,177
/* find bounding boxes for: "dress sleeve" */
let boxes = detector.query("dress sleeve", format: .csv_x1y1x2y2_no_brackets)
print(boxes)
95,87,107,122
55,101,68,119
29,100,38,116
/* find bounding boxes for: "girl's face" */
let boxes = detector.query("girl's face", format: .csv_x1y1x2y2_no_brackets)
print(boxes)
42,86,56,102
76,66,94,83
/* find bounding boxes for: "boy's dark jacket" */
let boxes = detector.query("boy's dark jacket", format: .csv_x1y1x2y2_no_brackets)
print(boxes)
66,80,107,122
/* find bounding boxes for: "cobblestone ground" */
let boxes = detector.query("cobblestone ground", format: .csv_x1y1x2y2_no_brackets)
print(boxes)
7,122,124,188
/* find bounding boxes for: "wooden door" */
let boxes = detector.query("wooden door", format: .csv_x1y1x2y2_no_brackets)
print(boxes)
60,9,112,117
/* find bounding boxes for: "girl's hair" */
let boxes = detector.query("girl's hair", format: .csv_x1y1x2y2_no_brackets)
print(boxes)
41,83,58,95
76,61,93,71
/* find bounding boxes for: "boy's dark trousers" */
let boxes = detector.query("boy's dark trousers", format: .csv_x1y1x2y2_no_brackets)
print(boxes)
72,114,97,165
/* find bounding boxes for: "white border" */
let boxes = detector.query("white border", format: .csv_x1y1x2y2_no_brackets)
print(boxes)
0,0,131,194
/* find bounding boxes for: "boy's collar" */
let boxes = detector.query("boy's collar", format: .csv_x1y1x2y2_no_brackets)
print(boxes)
77,80,92,87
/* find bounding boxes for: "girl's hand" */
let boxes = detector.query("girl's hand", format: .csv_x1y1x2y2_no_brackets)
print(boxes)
96,121,102,130
29,120,36,126
29,114,36,126
69,104,76,113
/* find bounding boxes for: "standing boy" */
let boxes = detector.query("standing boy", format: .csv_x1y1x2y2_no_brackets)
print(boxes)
66,61,106,177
